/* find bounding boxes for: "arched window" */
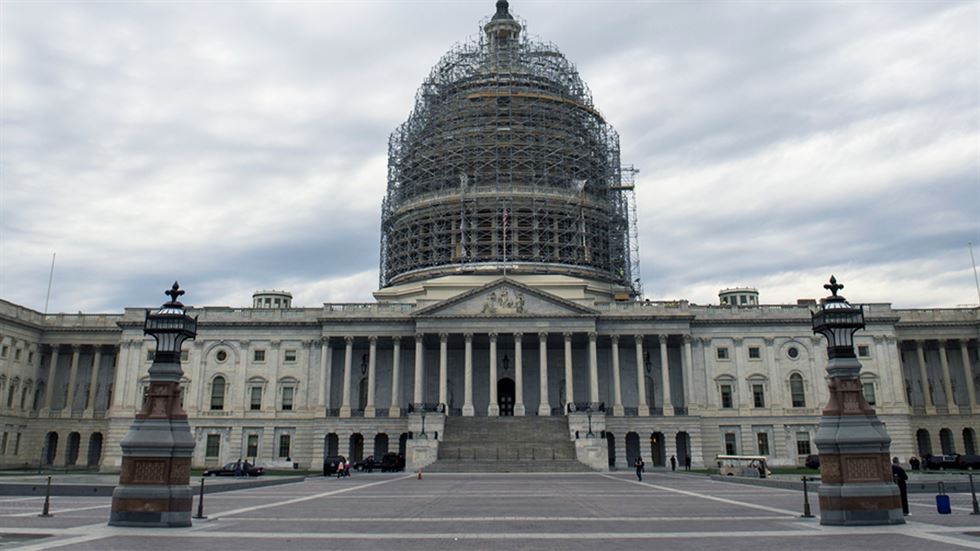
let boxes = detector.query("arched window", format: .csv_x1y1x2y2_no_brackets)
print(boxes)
964,428,977,455
940,428,955,455
210,376,226,411
789,374,806,408
7,380,17,408
916,429,932,457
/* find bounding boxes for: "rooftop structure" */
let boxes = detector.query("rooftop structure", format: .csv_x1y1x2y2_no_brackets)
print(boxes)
379,1,636,296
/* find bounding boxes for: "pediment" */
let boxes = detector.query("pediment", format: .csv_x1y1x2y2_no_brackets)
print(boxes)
413,279,597,318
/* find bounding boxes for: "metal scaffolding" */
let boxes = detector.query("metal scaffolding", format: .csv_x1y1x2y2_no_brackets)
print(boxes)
380,2,639,295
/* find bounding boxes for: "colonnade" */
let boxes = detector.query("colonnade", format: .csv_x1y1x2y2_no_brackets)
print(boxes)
36,344,115,415
324,332,691,418
903,339,978,412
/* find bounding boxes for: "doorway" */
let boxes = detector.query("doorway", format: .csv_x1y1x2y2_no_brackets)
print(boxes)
498,378,515,416
650,432,666,467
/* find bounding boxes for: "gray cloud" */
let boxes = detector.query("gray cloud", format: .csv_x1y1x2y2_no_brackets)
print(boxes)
1,0,976,311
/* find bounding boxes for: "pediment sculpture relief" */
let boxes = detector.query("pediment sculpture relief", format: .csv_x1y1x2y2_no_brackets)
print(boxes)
481,289,525,315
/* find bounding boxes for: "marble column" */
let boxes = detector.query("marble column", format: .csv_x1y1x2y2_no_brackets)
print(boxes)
413,334,424,405
365,336,378,417
318,337,331,409
438,333,448,411
610,335,624,416
43,346,59,411
389,338,402,417
960,340,977,408
563,333,574,412
682,335,694,414
514,333,525,416
236,340,249,413
110,343,128,410
65,345,81,412
588,332,599,404
488,333,499,416
915,340,933,409
86,347,103,414
340,336,353,417
887,337,906,405
659,335,673,416
538,332,550,416
873,336,895,405
463,333,474,416
635,336,648,416
938,340,955,408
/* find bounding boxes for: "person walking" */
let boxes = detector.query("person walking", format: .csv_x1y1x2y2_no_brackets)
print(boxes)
336,458,345,479
344,459,352,478
892,457,909,516
634,456,645,481
684,454,691,471
670,455,676,471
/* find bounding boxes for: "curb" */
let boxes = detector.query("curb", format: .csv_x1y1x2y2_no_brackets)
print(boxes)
0,475,306,497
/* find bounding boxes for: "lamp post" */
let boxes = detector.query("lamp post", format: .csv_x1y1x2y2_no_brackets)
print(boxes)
110,282,197,527
586,411,594,438
811,276,903,526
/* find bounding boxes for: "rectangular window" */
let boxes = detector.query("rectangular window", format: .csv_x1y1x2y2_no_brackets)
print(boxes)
28,351,34,364
205,434,221,458
752,384,765,408
756,432,769,456
717,347,729,360
250,387,262,410
254,350,265,362
14,348,22,361
1,345,8,357
857,345,870,358
278,434,291,458
724,433,738,455
180,350,189,362
146,349,154,361
796,432,811,455
246,434,259,458
13,433,21,455
748,347,760,359
281,387,294,411
1,432,7,455
720,385,733,408
284,350,297,362
862,382,876,406
740,295,747,304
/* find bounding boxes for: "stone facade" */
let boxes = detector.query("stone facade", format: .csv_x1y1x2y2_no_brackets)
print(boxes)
2,279,977,472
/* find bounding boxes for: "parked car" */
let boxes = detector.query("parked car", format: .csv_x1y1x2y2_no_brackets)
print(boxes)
204,461,264,477
804,455,820,469
380,452,405,472
956,454,980,470
323,455,346,476
354,456,381,472
925,454,959,470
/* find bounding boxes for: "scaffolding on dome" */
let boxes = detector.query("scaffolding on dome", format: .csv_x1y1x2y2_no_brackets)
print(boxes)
379,3,640,297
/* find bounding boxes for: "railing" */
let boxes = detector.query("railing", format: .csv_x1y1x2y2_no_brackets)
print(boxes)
323,303,416,313
567,402,605,413
407,402,445,413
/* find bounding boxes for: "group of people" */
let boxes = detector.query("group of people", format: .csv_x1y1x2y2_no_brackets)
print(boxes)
633,453,693,481
335,458,352,478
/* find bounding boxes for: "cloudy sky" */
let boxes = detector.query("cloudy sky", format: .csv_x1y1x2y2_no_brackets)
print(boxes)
1,0,977,312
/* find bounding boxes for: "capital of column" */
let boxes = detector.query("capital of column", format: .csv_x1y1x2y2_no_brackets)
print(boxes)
538,332,548,341
763,337,775,347
369,336,378,344
320,335,331,344
439,333,448,343
344,336,354,345
240,339,251,347
415,333,424,343
732,337,743,346
682,334,692,344
588,332,597,341
70,344,82,352
610,334,619,344
301,339,313,347
563,332,572,341
514,332,523,342
489,333,498,342
270,340,281,349
463,333,473,343
634,335,644,344
658,334,668,345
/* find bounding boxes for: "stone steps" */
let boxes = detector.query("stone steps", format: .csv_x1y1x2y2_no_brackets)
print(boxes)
426,415,591,472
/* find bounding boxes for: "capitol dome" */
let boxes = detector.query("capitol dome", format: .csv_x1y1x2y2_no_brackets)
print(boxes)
378,1,637,297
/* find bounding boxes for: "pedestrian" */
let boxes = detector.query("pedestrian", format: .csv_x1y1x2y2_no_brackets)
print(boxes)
684,454,691,471
909,456,920,471
634,456,645,481
336,459,345,479
233,458,243,478
344,459,351,478
892,457,909,516
670,455,676,471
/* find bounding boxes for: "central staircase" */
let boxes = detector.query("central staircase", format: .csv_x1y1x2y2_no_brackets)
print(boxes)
422,416,592,472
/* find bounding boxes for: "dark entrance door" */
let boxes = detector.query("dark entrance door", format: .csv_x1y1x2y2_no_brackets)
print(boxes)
498,378,515,416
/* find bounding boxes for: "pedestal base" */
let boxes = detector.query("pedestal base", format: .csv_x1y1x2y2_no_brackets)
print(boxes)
109,484,192,527
538,404,551,416
388,406,401,417
462,404,475,416
487,404,499,416
364,406,376,418
513,404,525,416
612,404,625,416
818,483,905,526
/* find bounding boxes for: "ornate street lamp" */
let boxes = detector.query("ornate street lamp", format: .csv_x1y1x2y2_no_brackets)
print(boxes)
110,282,197,527
810,276,903,526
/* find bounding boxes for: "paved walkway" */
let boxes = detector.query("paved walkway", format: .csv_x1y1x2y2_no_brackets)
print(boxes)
0,472,978,550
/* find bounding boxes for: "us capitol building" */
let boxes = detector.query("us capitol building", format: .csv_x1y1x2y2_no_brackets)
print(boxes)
1,1,977,472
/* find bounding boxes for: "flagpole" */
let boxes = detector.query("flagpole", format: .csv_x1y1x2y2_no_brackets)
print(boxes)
43,253,56,315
